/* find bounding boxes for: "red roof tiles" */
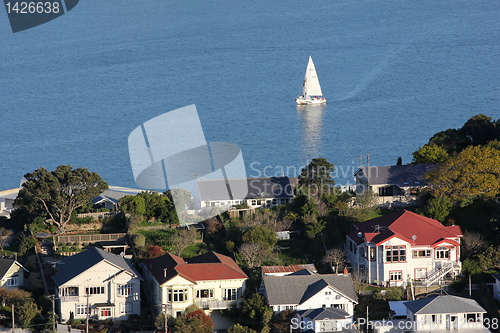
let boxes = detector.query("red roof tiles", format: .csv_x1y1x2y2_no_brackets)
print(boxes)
261,264,317,275
347,210,462,246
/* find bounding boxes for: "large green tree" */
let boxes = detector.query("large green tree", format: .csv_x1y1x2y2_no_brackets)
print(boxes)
14,165,108,233
425,145,500,203
297,158,335,196
412,144,449,164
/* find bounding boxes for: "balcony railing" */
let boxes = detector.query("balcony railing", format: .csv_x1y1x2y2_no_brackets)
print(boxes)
195,299,237,310
60,296,79,302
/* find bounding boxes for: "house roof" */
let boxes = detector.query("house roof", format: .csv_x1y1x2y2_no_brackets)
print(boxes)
263,274,358,306
347,210,462,246
298,307,350,320
196,177,294,201
143,251,247,285
262,264,317,275
52,247,142,286
355,164,436,188
92,185,146,206
404,296,486,315
0,259,28,278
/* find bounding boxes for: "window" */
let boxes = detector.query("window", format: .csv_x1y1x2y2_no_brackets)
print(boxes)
76,304,89,315
224,288,237,301
196,289,214,299
118,284,132,297
120,303,132,314
370,247,375,261
325,291,331,295
379,186,393,196
412,249,431,258
100,308,111,317
272,199,277,205
251,200,257,206
86,287,105,295
386,246,406,262
436,247,449,259
168,289,188,302
432,315,438,324
5,276,18,286
466,313,477,322
389,271,402,281
61,287,78,296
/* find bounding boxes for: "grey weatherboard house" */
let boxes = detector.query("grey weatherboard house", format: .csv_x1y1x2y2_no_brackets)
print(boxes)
52,247,142,321
262,272,358,316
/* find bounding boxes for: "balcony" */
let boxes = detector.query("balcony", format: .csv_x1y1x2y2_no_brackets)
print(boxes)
195,299,237,310
60,296,79,302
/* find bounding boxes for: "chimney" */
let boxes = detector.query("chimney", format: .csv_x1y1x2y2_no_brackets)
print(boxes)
163,268,167,278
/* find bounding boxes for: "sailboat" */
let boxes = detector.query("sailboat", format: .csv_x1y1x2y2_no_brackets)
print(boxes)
296,56,326,105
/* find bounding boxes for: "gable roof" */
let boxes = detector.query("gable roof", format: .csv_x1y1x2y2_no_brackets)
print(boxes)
143,251,247,285
0,259,28,278
52,247,141,286
298,307,350,320
197,177,294,201
355,164,436,187
262,264,317,275
404,296,486,315
263,274,358,306
347,210,462,246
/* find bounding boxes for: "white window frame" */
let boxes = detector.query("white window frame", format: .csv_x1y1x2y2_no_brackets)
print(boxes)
76,304,89,315
118,284,133,297
168,289,188,302
100,307,112,318
224,288,237,301
436,247,449,259
196,289,214,299
86,286,105,295
120,303,132,314
5,276,18,286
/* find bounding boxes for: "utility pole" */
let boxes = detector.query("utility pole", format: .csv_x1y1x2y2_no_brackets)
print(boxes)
366,306,369,333
48,294,56,332
86,293,89,333
11,303,14,333
469,274,472,298
163,303,168,333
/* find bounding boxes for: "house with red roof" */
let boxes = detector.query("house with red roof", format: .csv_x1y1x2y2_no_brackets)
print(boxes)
141,251,248,318
346,210,462,287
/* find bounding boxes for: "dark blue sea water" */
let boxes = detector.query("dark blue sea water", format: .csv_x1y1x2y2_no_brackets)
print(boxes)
0,0,499,190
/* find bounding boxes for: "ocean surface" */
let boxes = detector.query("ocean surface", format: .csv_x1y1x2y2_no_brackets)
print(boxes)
0,0,499,190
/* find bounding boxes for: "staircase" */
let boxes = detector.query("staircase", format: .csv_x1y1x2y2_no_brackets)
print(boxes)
423,262,460,287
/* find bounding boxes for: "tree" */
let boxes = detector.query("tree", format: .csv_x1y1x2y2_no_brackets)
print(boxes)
422,196,452,222
238,294,273,332
228,324,258,333
461,230,487,258
425,145,500,203
461,114,496,146
173,310,214,333
118,195,146,216
412,144,449,164
0,228,13,251
17,298,40,328
241,225,277,250
169,188,194,211
238,243,267,268
297,158,335,196
396,157,403,165
14,165,108,233
146,245,165,259
19,233,37,254
169,228,198,256
322,248,347,274
477,246,500,271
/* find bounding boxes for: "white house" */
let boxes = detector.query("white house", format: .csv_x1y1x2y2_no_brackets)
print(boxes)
493,274,500,303
354,164,435,208
0,259,28,288
262,272,358,318
141,251,248,318
193,177,295,210
294,307,354,333
346,210,462,287
52,247,142,321
372,295,489,333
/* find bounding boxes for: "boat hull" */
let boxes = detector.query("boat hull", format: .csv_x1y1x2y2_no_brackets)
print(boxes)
296,97,326,105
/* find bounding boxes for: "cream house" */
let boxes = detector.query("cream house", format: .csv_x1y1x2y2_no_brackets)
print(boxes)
52,247,142,321
0,259,28,288
346,210,462,287
141,251,248,318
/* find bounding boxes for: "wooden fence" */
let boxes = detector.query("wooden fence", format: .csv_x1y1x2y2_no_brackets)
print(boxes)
55,233,127,245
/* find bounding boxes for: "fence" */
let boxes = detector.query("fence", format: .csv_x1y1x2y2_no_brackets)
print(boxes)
54,233,127,246
76,212,118,220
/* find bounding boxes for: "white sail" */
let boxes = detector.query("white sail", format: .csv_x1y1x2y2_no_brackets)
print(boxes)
303,56,323,97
